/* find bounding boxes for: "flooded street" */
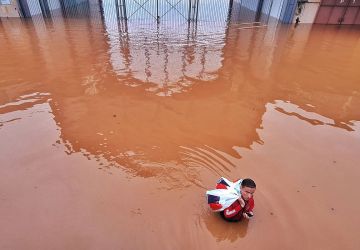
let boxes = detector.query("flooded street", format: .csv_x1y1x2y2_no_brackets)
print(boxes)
1,8,360,250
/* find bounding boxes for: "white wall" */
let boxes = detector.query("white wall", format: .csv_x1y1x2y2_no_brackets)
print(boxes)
293,1,321,23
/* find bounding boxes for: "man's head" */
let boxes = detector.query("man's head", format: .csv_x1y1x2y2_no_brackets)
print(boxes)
240,178,256,201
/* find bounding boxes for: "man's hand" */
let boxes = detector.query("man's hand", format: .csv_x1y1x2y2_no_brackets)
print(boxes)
238,197,245,208
243,211,253,219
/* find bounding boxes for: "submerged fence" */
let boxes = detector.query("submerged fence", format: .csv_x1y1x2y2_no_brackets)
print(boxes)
18,0,278,25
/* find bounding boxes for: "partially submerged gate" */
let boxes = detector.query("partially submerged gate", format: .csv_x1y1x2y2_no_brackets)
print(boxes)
102,0,232,23
16,0,274,26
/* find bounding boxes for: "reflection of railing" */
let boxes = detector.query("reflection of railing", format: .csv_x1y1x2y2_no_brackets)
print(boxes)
104,19,226,96
97,1,275,96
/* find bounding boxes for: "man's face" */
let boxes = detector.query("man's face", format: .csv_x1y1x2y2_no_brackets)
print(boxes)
241,186,256,201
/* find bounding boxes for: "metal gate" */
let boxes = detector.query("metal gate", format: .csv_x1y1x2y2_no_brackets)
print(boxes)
110,0,274,24
102,0,230,23
16,0,274,26
315,0,360,25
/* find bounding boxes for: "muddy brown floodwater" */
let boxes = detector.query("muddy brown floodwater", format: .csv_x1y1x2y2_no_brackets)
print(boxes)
1,12,360,250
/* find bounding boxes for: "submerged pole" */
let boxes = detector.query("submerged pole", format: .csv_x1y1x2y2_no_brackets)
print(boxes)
195,0,200,22
157,0,160,22
188,0,192,22
122,0,127,20
227,0,234,22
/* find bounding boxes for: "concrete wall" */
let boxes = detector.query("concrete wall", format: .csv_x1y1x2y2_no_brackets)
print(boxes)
293,0,321,24
0,0,20,17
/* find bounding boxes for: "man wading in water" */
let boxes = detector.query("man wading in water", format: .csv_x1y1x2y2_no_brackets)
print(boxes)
220,179,256,222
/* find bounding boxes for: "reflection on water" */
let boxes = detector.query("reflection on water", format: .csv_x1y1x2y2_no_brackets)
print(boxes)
1,2,360,249
1,7,360,183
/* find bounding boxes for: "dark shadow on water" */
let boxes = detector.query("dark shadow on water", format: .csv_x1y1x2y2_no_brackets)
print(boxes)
203,212,249,242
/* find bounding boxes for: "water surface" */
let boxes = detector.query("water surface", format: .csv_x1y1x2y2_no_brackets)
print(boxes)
1,11,360,250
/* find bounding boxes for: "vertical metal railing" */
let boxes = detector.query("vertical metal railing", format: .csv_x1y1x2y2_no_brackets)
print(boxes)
188,0,199,22
227,0,234,22
15,0,277,26
156,0,159,22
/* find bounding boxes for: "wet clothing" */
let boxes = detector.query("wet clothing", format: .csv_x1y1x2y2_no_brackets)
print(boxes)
220,197,254,222
206,177,255,222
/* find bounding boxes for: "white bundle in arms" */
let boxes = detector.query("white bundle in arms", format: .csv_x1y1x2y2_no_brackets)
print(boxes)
206,177,242,212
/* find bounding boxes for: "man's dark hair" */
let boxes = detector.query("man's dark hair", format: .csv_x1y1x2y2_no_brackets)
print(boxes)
241,178,256,188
